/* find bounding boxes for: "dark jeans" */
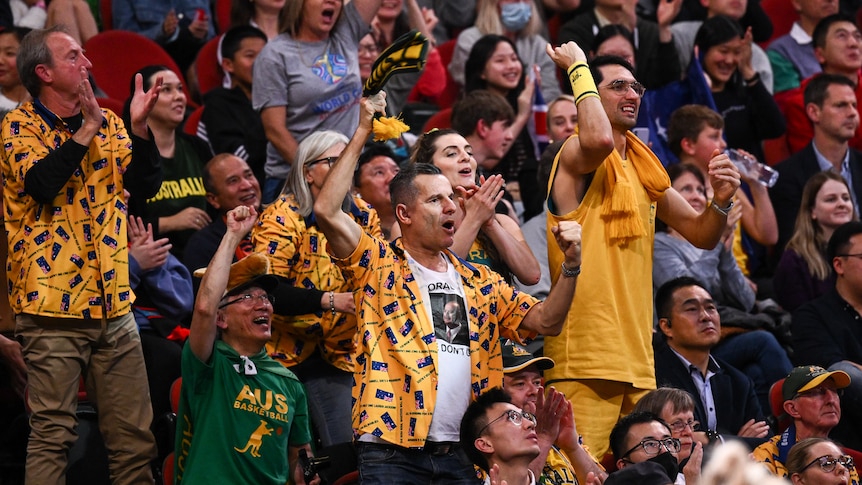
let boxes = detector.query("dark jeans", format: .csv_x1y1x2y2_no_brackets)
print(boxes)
356,442,481,485
713,330,792,415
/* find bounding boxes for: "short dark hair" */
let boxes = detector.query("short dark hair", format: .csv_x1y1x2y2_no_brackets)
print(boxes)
451,90,514,138
460,387,512,472
220,25,267,60
202,153,239,194
589,55,636,86
655,276,708,321
355,144,397,187
812,14,858,50
389,162,442,211
803,73,856,108
667,105,724,158
609,411,669,460
827,221,862,261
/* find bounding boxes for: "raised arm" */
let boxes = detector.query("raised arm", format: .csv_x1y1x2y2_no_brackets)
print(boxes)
520,221,581,335
354,0,385,26
658,150,741,249
313,94,386,258
189,206,257,362
545,42,614,215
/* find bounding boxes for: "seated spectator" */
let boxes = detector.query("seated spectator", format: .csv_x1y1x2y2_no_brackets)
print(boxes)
176,206,316,485
608,411,681,482
464,36,542,220
500,339,607,483
546,95,577,143
752,366,856,479
408,127,541,285
791,221,862,450
654,276,770,449
252,0,379,203
774,172,857,312
460,387,541,485
354,144,400,239
786,437,856,485
0,26,30,114
633,387,705,484
251,130,380,447
772,72,862,254
448,0,560,102
557,0,681,89
653,164,791,412
201,25,268,188
671,0,774,92
780,14,862,155
112,0,214,73
667,104,778,276
767,0,837,94
125,65,214,257
694,15,786,163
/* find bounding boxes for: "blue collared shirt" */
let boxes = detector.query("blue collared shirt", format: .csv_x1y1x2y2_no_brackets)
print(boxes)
670,348,721,431
812,141,860,213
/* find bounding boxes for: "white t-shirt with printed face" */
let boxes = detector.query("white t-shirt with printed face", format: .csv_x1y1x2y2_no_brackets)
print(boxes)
408,252,472,443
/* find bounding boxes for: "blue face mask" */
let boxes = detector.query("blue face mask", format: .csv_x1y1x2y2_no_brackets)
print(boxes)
500,2,532,32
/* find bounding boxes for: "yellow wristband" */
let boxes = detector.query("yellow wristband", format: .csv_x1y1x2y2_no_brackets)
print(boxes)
567,62,599,104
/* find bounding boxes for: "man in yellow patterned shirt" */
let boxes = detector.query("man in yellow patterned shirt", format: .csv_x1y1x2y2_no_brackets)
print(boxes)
1,26,164,484
314,93,583,483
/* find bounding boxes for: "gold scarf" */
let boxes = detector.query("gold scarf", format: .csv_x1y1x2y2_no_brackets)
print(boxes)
600,131,670,246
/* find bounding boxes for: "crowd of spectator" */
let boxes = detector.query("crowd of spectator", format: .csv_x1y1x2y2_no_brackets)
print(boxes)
1,0,862,483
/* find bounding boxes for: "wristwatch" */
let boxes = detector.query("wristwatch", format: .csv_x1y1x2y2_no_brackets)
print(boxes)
704,429,721,444
710,199,734,216
561,262,581,278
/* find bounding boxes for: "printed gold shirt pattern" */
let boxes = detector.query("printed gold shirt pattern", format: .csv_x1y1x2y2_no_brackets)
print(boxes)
1,102,133,318
252,194,381,372
335,232,537,447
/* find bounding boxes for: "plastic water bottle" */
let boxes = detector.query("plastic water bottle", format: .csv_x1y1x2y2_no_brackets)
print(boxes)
726,149,779,187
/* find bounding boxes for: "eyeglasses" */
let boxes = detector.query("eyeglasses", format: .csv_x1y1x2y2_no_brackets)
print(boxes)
621,437,682,458
218,293,275,309
800,454,855,473
795,387,843,399
837,253,862,260
601,79,646,97
668,419,700,434
307,156,338,168
478,409,537,436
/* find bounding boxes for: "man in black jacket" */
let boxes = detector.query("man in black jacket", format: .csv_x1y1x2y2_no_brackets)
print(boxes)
653,276,769,449
791,221,862,449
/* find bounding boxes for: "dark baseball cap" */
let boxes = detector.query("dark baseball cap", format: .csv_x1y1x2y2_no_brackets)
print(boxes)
782,365,851,401
501,339,555,373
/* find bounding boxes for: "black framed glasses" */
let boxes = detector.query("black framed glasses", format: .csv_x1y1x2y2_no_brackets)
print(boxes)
668,419,700,434
601,79,646,97
621,437,681,459
800,454,855,473
218,293,275,309
478,409,537,436
307,156,339,168
837,253,862,260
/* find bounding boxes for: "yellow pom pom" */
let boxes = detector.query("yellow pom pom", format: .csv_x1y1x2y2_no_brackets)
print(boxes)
372,115,410,142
